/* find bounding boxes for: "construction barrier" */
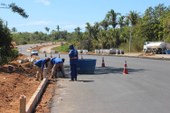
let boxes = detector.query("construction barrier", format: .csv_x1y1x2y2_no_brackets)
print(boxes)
123,60,128,75
101,57,105,67
20,69,48,113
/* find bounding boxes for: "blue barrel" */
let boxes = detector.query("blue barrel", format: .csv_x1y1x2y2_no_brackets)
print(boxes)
165,50,170,54
77,59,96,74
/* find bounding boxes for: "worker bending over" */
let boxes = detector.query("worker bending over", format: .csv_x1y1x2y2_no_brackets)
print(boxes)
34,57,50,81
50,57,65,79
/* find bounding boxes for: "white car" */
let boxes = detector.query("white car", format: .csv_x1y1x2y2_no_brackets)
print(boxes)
31,50,38,56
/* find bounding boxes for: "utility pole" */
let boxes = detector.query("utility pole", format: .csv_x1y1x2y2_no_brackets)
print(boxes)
129,26,132,53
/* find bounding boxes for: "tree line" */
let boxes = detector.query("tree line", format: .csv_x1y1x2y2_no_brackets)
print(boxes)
12,4,170,52
0,3,28,65
1,3,170,64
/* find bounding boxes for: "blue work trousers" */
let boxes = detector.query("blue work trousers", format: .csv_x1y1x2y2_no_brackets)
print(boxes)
70,63,77,80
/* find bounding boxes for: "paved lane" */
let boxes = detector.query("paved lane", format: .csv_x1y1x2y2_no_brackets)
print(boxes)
17,45,170,113
51,54,170,113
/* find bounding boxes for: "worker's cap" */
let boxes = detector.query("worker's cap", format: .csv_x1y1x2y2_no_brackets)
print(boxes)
45,57,50,62
69,44,74,49
62,58,65,63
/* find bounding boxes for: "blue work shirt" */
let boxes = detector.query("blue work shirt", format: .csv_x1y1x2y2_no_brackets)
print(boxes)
51,58,63,65
69,47,78,64
34,59,46,70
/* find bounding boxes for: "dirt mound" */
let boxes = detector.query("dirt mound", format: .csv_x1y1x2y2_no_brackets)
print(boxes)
1,54,39,75
0,54,54,113
0,71,40,113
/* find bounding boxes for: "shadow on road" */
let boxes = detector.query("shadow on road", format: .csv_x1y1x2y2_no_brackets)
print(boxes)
94,67,145,75
76,80,94,82
64,65,145,75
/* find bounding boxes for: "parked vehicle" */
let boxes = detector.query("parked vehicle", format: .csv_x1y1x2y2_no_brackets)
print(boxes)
110,48,124,54
31,50,38,56
94,48,124,54
143,41,170,54
77,49,88,54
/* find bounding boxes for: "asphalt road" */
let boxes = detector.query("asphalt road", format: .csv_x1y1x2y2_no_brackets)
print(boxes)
50,54,170,113
18,45,170,113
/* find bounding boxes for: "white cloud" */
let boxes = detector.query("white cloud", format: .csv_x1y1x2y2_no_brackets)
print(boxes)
35,0,51,6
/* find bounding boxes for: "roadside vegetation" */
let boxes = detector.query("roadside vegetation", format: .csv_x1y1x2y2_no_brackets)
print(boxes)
12,4,170,52
52,43,70,53
1,3,170,64
0,2,28,65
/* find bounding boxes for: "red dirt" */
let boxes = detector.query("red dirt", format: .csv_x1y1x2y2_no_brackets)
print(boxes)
34,80,56,113
0,54,55,113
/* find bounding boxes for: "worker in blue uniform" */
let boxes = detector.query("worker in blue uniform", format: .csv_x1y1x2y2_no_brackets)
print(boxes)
69,45,78,81
50,57,65,78
34,57,50,81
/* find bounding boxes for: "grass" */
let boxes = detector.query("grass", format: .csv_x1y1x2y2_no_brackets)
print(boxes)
52,44,69,52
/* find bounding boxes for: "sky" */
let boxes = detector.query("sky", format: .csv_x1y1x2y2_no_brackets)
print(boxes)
0,0,170,33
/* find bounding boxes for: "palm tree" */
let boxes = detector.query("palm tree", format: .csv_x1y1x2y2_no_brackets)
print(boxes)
86,22,100,40
11,27,17,32
118,16,125,28
56,25,60,31
74,27,81,43
74,27,81,34
105,9,120,28
85,22,100,50
124,18,130,26
126,11,139,52
154,4,167,19
85,22,93,38
45,27,50,33
97,30,107,49
127,11,139,26
93,22,100,40
100,20,109,31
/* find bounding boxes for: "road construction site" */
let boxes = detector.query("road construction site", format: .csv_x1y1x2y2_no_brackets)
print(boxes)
1,43,170,113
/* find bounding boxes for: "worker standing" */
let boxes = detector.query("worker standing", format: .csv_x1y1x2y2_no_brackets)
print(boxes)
69,44,78,81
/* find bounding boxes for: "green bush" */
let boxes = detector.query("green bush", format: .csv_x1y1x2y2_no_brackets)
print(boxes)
0,48,18,65
52,43,70,52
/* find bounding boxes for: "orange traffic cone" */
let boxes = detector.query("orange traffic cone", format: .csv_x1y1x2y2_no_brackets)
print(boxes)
101,57,105,67
123,60,128,74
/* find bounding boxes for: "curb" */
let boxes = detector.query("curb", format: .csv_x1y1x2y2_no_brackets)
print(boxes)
26,78,48,113
82,53,170,60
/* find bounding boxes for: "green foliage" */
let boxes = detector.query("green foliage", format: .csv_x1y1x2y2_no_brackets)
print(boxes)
0,19,19,65
119,43,129,52
52,44,70,52
9,3,29,18
128,11,140,26
2,3,170,54
0,48,18,65
161,11,170,42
